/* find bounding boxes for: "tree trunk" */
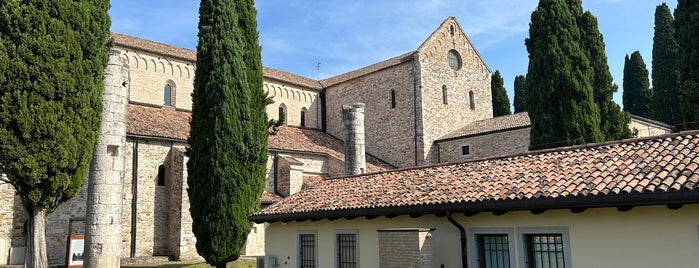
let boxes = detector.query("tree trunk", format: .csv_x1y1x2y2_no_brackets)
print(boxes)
25,205,48,268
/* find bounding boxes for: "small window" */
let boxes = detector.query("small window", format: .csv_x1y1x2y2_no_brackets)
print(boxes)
449,25,455,36
278,105,286,125
299,233,317,268
336,232,358,268
462,145,471,156
448,49,462,71
157,165,166,186
477,234,511,268
524,234,565,268
300,108,307,127
469,91,476,110
390,90,396,109
442,85,448,104
164,84,172,106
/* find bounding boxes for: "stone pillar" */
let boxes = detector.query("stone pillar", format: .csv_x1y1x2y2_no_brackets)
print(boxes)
342,103,366,176
84,49,129,267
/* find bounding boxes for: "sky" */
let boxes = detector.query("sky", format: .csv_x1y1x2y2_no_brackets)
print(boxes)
109,0,678,107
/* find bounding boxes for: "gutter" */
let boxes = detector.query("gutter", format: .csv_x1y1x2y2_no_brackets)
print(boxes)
130,139,139,258
446,211,467,268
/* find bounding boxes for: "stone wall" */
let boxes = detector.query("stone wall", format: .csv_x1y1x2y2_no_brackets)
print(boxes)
416,18,492,164
438,128,530,162
265,80,321,129
629,119,673,138
325,62,418,168
0,181,27,265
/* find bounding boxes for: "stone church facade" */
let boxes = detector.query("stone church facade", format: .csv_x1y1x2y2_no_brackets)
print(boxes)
0,17,672,266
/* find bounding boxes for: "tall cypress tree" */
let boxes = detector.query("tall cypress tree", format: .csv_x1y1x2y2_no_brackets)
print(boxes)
623,51,653,118
187,0,268,266
577,10,631,141
675,0,699,130
0,1,110,267
525,0,603,150
513,75,527,113
652,3,681,126
491,70,511,117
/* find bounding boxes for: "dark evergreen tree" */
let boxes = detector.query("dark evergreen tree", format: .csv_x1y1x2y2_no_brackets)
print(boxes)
577,10,631,141
0,1,110,267
525,0,603,150
513,75,527,113
675,0,699,130
187,0,268,266
652,3,681,126
622,51,653,118
491,70,511,117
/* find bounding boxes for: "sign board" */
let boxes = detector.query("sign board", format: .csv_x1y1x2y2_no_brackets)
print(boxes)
65,235,84,268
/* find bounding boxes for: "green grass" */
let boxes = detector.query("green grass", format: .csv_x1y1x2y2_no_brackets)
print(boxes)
123,259,256,268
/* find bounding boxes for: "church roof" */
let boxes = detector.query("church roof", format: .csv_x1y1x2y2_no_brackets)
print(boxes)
250,131,699,223
437,112,531,142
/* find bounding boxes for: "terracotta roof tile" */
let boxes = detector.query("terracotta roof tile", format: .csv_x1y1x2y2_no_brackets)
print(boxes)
127,103,191,141
320,52,415,87
252,131,699,222
438,112,531,141
112,32,196,62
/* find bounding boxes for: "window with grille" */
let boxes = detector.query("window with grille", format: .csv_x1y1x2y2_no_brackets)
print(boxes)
477,234,511,268
462,145,471,156
524,234,565,268
337,233,357,268
299,233,316,268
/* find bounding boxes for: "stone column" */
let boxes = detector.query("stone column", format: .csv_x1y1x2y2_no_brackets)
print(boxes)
342,103,366,175
84,49,130,267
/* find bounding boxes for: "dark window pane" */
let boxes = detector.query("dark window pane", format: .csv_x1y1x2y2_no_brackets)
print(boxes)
525,234,565,268
299,234,316,268
337,234,356,268
477,234,510,268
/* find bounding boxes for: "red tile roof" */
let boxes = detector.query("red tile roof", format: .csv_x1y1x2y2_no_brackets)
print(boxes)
437,112,530,141
320,52,415,87
127,103,191,141
250,131,699,223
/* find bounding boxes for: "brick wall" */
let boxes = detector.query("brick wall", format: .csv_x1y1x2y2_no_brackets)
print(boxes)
378,228,434,268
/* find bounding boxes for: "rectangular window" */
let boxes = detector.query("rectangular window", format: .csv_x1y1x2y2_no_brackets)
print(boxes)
524,234,565,268
462,145,471,156
477,234,511,268
299,233,316,268
336,232,357,268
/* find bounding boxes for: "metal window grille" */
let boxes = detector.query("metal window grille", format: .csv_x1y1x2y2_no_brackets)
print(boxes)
299,234,316,268
525,234,565,268
337,234,357,268
477,234,510,268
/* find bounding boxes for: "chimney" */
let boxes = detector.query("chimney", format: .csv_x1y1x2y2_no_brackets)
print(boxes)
343,103,366,175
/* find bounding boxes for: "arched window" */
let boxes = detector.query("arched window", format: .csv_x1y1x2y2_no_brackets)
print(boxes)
300,108,307,127
390,90,396,109
278,104,286,125
157,164,166,186
442,85,448,104
164,84,172,106
449,25,455,36
469,91,475,110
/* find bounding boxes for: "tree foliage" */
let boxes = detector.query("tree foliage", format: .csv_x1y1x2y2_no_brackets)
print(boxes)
623,51,653,118
675,0,699,130
513,75,527,113
491,70,511,117
652,3,682,126
577,10,631,141
525,0,603,150
0,1,110,266
187,0,268,266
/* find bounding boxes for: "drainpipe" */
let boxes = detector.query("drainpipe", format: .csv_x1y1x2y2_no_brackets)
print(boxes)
130,140,139,258
446,211,467,268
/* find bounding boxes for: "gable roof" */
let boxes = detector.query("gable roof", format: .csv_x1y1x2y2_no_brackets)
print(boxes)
437,112,530,142
416,16,490,73
250,131,699,223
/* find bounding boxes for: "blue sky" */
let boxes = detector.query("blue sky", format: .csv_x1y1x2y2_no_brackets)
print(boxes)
109,0,678,107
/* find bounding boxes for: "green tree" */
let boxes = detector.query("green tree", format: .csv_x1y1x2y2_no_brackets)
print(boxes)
525,0,603,150
623,51,653,118
577,10,631,141
491,70,511,117
513,75,527,113
186,0,268,267
0,1,110,267
652,3,682,126
675,0,699,130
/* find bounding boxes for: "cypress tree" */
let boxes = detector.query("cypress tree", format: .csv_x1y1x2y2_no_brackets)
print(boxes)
0,1,110,267
622,52,653,118
525,0,603,150
491,70,511,117
652,3,681,126
513,75,527,113
577,10,631,141
187,0,268,266
675,0,699,130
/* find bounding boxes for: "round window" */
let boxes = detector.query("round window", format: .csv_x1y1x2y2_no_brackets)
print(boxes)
447,49,462,71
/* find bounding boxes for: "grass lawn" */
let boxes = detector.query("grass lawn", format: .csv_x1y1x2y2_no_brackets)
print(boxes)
123,259,256,268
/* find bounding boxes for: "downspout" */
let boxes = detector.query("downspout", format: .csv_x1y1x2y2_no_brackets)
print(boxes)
130,140,139,258
273,152,280,196
446,211,467,268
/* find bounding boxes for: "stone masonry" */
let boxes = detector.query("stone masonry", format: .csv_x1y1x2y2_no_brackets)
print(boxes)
343,103,367,175
378,228,434,268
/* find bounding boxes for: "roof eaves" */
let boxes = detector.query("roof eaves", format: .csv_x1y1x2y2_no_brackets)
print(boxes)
320,51,416,87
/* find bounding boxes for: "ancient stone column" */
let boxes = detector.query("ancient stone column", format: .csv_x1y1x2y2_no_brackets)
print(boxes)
343,103,366,175
84,49,129,267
